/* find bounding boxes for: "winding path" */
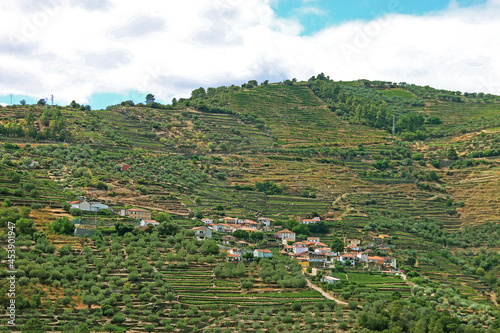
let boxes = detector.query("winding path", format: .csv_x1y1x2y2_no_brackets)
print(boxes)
306,278,348,305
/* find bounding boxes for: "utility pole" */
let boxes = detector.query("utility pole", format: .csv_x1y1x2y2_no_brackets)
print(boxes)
392,115,395,138
51,95,54,107
93,188,97,226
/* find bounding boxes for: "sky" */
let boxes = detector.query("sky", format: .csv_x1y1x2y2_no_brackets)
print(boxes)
0,0,499,109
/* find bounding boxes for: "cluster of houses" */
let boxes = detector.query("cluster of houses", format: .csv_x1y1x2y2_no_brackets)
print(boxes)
68,199,110,213
193,216,397,275
70,199,159,236
70,204,397,277
277,232,397,275
189,217,276,241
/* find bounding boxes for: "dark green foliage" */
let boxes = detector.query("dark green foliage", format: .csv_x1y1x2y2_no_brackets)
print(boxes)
255,180,283,195
200,240,219,255
292,224,310,236
241,279,254,290
114,222,134,236
155,212,172,222
447,147,459,160
95,181,108,190
70,208,82,216
21,318,48,333
157,221,179,235
51,217,75,235
233,230,249,239
308,221,328,234
426,116,442,124
249,231,264,241
329,235,344,253
16,217,37,236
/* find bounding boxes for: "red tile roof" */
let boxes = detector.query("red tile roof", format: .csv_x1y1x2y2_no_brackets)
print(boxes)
277,229,294,234
192,226,208,230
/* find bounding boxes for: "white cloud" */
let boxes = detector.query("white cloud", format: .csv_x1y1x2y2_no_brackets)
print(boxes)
293,6,327,16
0,0,499,107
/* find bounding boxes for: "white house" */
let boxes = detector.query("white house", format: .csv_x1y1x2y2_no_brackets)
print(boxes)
211,224,230,233
258,217,274,227
277,229,296,242
192,226,213,240
222,235,236,245
301,217,320,224
315,247,332,254
226,253,241,261
68,200,109,212
308,252,328,267
89,201,109,212
292,242,309,255
201,218,213,225
321,276,341,284
307,237,320,244
340,254,356,266
221,217,238,224
140,219,159,227
68,200,90,211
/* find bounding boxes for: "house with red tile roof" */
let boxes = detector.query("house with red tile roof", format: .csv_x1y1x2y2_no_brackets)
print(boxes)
292,242,308,255
191,226,212,240
340,254,356,265
307,237,320,244
258,217,274,227
201,218,213,225
140,219,159,227
226,253,241,261
222,235,236,245
276,229,296,242
301,217,320,224
221,217,238,224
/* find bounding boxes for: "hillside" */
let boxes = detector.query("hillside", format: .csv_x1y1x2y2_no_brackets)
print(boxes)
1,77,500,332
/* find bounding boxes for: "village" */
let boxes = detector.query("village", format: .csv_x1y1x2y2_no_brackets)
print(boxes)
199,216,398,284
68,196,398,285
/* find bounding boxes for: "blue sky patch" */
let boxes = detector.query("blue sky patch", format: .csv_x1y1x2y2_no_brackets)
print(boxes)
272,0,487,35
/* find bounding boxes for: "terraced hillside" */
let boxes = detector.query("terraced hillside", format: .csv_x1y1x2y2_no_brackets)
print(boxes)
2,78,500,331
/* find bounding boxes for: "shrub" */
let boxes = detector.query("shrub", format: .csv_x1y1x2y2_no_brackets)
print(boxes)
175,319,187,329
51,217,75,235
348,300,358,309
111,313,126,324
0,187,11,195
24,183,36,191
31,203,43,209
11,173,21,183
291,301,302,311
70,208,82,216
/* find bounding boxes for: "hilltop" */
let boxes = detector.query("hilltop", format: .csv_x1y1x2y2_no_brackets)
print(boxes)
1,77,499,224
